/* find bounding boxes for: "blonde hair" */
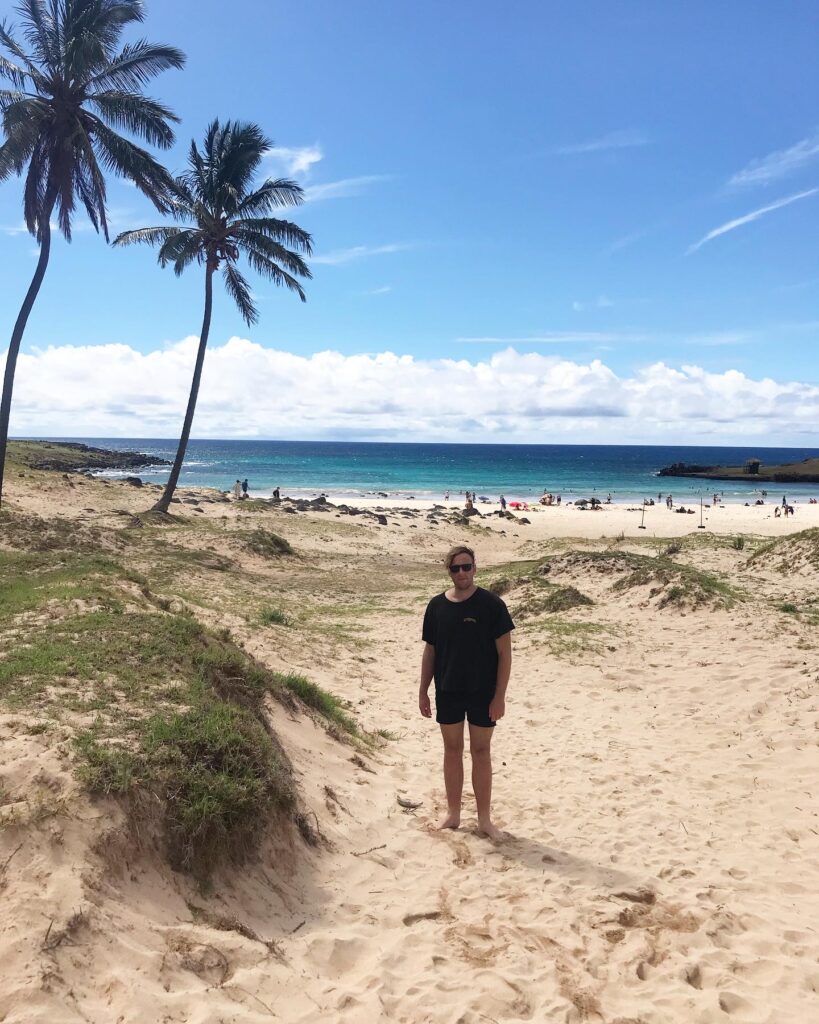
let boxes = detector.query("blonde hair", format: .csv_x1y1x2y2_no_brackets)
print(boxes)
444,544,475,569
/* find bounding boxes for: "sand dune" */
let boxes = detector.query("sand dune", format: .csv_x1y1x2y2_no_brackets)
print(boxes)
1,469,818,1022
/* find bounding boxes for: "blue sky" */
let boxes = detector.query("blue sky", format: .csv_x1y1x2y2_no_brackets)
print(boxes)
2,1,819,443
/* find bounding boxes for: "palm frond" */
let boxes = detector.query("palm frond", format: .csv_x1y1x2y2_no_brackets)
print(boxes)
236,178,304,216
17,1,58,75
222,262,258,324
0,99,47,181
72,118,109,237
190,120,273,211
88,89,177,147
235,230,313,281
234,216,313,254
0,54,31,89
87,116,176,211
22,134,51,236
0,20,46,85
87,40,185,91
243,250,307,302
0,87,28,111
161,230,204,276
113,224,181,248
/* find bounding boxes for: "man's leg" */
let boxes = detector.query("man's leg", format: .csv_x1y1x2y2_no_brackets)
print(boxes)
469,724,502,839
437,721,465,829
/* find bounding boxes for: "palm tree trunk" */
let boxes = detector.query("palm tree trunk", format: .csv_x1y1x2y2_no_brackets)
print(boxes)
0,206,55,509
152,265,215,513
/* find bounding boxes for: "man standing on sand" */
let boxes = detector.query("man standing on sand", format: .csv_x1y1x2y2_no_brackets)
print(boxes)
419,545,514,840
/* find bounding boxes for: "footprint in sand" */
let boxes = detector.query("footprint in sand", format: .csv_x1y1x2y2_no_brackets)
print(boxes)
451,839,473,867
718,991,757,1018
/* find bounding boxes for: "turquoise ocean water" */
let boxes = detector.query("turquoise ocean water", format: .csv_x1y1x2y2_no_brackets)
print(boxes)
49,438,819,504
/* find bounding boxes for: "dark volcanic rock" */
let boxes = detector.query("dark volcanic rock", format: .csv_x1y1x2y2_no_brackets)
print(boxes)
12,440,171,473
658,462,714,477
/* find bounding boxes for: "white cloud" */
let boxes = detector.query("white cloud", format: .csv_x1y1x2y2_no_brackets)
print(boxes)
457,332,649,344
2,222,30,237
312,243,411,266
362,286,392,295
5,338,817,443
572,295,614,312
265,144,323,177
687,188,819,253
303,175,389,202
729,133,819,187
555,130,648,156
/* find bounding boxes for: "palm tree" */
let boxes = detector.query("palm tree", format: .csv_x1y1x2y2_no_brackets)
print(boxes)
114,119,312,513
0,0,184,507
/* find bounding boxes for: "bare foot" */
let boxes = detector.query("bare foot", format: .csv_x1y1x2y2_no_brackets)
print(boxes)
436,811,460,830
476,820,504,841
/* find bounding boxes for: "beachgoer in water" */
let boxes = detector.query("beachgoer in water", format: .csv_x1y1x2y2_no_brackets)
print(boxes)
419,545,514,841
233,479,242,499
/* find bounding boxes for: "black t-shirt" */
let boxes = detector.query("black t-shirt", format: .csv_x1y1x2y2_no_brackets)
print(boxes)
422,587,515,695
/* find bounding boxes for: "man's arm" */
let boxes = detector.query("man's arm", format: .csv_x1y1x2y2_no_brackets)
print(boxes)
419,642,435,717
488,631,512,722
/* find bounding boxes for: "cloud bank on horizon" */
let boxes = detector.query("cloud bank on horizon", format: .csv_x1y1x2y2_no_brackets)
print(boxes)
5,338,817,445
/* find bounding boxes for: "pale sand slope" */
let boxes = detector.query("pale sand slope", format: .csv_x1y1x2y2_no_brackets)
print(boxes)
1,471,818,1023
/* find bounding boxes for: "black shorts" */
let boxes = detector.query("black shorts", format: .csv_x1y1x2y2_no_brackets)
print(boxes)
435,689,495,728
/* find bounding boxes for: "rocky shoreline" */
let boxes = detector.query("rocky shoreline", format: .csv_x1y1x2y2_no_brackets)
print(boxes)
658,456,819,484
7,440,170,473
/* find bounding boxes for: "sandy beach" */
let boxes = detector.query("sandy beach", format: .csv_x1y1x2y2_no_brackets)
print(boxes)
1,464,818,1023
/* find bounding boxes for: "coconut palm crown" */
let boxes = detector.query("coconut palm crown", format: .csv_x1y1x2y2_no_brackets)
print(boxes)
115,119,313,320
0,0,185,508
114,119,313,511
0,0,185,241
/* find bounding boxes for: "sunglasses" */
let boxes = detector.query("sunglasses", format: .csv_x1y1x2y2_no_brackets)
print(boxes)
448,563,474,573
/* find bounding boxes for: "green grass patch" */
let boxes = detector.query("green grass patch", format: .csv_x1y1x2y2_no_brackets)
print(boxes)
547,550,739,610
749,528,819,574
0,508,111,554
77,702,294,875
243,528,294,558
0,550,135,617
236,499,272,513
525,618,609,657
513,583,593,619
259,606,289,626
271,670,359,738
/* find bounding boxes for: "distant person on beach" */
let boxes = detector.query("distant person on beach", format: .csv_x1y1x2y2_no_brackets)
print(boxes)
233,479,242,499
241,478,249,498
272,486,280,501
419,545,514,840
782,495,787,508
499,495,506,511
444,491,450,501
